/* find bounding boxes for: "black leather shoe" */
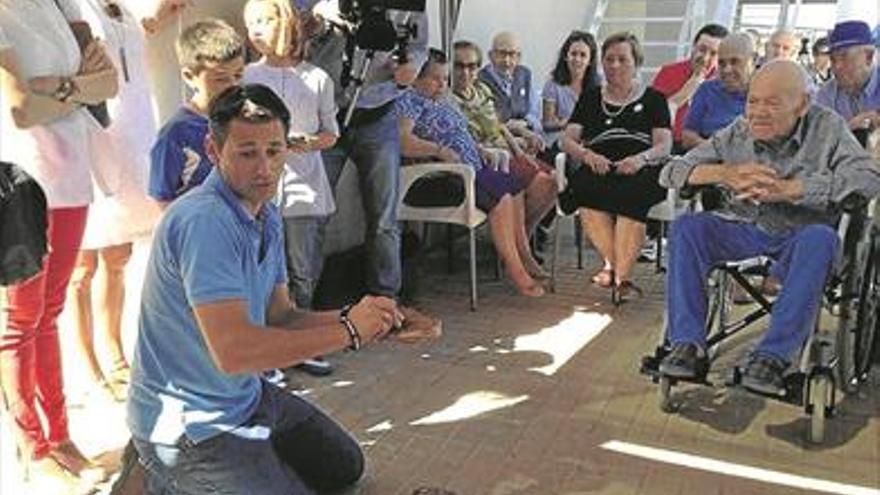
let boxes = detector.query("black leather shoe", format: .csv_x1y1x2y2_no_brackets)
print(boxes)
658,343,707,379
741,353,788,396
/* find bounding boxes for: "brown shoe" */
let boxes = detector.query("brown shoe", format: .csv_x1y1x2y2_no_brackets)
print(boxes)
393,306,442,343
49,440,108,485
110,441,146,495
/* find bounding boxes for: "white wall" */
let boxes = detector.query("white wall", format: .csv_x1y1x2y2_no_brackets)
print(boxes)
432,0,600,85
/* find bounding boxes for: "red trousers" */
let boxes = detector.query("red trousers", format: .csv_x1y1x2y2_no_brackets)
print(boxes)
1,207,87,460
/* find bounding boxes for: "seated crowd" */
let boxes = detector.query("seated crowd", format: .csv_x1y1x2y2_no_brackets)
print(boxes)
0,0,878,492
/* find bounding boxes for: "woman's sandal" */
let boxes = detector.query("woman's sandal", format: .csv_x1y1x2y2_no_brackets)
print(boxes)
612,280,643,306
591,268,614,288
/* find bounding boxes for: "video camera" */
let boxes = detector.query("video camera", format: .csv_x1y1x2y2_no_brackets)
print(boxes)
337,0,425,63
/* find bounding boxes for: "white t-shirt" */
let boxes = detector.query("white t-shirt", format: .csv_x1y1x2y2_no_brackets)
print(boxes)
0,0,98,208
243,60,339,218
77,0,160,248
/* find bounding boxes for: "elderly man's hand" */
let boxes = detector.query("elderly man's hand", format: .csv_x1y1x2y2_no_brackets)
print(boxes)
848,111,880,131
721,162,778,194
349,296,400,344
735,178,803,203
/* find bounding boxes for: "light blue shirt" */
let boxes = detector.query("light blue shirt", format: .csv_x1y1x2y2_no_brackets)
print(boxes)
128,169,287,445
814,65,880,121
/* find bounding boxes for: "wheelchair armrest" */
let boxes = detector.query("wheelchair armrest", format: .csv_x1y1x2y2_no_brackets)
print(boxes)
834,193,869,214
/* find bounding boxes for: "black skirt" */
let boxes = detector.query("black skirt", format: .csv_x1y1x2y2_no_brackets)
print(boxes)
567,165,666,222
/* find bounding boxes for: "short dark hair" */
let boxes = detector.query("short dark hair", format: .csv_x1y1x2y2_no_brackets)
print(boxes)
551,30,600,91
453,40,483,66
601,32,645,67
418,48,448,78
693,23,729,44
208,84,291,148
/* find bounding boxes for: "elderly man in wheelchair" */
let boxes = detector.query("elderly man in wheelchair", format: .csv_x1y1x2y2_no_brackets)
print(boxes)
654,60,880,399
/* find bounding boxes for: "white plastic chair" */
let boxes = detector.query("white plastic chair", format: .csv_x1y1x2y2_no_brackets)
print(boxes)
548,152,681,290
398,162,487,310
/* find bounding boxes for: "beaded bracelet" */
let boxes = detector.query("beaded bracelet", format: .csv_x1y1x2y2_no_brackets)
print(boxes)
339,304,361,351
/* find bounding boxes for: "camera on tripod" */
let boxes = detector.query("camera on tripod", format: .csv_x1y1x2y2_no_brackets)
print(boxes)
338,0,426,64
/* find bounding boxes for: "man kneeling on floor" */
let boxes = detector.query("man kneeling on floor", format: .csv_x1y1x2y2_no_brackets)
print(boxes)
124,84,401,494
657,60,880,395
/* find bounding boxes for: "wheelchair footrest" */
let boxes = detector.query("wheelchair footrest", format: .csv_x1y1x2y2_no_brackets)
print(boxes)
727,366,806,406
640,350,712,386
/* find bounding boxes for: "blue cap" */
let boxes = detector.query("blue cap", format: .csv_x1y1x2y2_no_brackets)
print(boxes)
828,20,873,52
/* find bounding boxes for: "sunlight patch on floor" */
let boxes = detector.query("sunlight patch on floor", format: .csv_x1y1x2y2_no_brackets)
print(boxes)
512,310,612,376
409,391,529,426
601,440,880,495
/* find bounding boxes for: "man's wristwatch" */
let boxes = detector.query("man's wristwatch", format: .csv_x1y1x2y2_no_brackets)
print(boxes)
339,304,361,351
52,77,77,103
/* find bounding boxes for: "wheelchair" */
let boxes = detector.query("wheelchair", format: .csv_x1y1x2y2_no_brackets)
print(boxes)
639,192,880,444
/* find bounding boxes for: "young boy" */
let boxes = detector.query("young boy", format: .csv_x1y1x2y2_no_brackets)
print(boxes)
243,0,340,376
149,18,245,207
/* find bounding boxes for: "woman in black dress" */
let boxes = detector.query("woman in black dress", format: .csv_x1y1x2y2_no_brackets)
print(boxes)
559,32,672,299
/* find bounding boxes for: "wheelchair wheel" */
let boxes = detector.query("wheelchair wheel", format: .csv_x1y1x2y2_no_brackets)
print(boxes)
853,232,880,382
808,374,830,444
837,229,880,389
658,376,676,413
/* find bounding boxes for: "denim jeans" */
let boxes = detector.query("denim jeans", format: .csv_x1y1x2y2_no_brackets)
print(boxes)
666,213,838,362
322,107,401,298
283,216,329,309
133,381,364,495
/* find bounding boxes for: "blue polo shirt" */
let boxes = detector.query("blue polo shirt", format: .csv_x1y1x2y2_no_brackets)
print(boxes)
128,169,287,445
683,79,747,138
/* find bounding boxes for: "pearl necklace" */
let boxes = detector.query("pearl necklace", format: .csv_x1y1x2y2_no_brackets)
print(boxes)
600,84,636,126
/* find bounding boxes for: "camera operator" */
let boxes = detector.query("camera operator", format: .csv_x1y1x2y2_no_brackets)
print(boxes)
298,0,441,337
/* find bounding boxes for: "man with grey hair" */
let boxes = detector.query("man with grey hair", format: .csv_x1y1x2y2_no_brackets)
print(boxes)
681,33,756,150
765,29,800,61
657,60,880,395
479,31,545,148
815,20,880,138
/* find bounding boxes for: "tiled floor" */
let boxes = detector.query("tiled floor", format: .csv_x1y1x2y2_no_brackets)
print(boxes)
2,220,878,494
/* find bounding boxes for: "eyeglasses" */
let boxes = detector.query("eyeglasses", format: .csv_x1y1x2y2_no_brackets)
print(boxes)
454,62,479,70
492,49,520,58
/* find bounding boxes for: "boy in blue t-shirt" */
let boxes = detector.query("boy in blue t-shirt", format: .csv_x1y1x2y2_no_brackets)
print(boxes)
149,19,245,207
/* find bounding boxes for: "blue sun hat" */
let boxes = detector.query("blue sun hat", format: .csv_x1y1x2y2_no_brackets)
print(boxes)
827,20,873,52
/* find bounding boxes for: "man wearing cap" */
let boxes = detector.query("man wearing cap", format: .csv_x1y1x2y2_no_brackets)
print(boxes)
815,20,880,136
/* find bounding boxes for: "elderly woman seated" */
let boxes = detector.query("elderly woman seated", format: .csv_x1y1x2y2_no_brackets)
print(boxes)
557,33,673,299
396,49,545,297
681,33,756,150
450,40,557,243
